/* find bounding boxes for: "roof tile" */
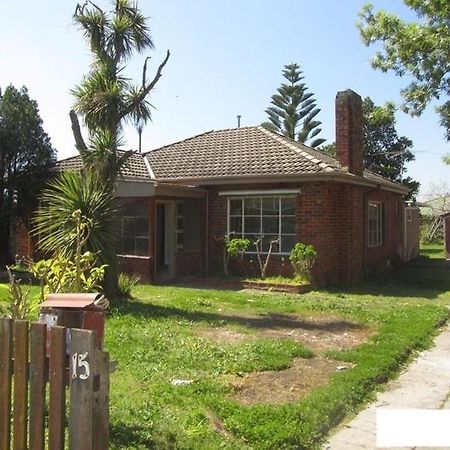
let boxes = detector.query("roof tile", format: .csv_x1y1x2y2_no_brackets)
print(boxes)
145,126,340,181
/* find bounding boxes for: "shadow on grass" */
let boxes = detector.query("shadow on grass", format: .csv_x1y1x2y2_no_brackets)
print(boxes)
110,423,157,449
324,257,450,300
112,300,364,332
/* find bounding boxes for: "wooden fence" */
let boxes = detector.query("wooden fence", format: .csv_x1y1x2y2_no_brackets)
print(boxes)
0,318,110,450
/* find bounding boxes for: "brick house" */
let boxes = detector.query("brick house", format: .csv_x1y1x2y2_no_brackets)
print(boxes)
17,89,415,284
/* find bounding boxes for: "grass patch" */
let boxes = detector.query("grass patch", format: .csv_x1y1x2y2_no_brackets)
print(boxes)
421,242,445,259
103,259,449,449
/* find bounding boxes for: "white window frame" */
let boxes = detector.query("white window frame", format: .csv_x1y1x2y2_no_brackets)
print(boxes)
367,201,383,247
226,195,296,255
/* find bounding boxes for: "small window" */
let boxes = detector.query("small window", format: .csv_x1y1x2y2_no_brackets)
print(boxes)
117,199,149,256
368,202,383,247
120,216,149,255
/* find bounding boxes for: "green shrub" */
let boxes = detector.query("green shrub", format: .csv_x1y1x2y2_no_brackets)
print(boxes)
6,267,39,320
31,252,107,301
289,242,317,282
118,273,140,298
224,237,250,275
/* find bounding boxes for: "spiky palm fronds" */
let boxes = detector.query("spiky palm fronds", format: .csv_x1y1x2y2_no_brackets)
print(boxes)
32,171,118,265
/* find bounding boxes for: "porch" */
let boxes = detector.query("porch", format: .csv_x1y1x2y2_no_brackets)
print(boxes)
116,181,206,283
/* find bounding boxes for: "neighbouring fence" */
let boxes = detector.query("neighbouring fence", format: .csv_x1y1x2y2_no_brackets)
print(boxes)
0,318,110,450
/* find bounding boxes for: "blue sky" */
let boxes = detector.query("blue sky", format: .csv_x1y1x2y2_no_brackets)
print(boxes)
1,0,448,199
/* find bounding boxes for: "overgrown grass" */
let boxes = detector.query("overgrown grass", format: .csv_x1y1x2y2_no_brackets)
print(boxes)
0,249,449,448
105,258,449,449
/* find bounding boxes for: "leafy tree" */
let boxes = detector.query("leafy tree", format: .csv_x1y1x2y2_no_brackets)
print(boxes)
358,1,450,141
0,85,56,265
320,97,419,199
262,63,325,148
362,97,419,198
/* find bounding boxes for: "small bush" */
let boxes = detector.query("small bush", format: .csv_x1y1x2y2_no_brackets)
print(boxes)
118,273,140,298
289,242,317,282
31,252,107,301
6,267,39,320
224,237,251,275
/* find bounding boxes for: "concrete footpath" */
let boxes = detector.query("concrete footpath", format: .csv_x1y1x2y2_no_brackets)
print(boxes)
324,326,450,449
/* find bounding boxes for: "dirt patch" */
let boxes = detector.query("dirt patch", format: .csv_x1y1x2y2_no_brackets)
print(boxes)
197,313,375,352
200,328,249,345
230,357,353,405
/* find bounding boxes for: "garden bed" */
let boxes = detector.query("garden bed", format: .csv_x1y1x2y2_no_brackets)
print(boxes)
242,278,312,294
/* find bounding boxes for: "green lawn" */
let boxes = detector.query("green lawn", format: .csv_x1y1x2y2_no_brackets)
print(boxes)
421,242,445,259
1,247,449,449
105,254,450,449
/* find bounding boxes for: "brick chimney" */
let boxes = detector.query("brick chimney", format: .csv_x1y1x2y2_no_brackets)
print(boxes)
335,90,363,176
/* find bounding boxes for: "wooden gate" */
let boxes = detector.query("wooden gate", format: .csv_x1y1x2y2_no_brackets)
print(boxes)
0,318,109,450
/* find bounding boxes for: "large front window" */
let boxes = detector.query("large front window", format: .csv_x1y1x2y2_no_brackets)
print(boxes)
228,196,296,253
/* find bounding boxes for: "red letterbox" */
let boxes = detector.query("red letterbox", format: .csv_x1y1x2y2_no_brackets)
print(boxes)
39,293,107,351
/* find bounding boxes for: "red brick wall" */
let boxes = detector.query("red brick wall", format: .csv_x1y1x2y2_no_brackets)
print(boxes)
336,90,363,176
118,255,153,282
206,181,404,285
16,183,405,285
364,191,403,272
15,217,33,260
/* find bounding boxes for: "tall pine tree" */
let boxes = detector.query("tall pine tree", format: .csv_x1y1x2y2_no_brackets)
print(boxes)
262,63,325,148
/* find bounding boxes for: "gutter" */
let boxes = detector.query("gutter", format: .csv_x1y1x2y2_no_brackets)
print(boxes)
154,172,408,195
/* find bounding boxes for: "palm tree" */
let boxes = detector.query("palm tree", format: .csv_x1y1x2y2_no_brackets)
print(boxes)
70,0,170,184
35,1,170,296
33,171,117,262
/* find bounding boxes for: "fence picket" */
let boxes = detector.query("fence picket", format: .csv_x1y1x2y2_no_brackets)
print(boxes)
69,328,95,450
13,320,29,450
29,323,47,450
93,350,110,450
48,326,66,450
0,318,13,450
0,317,109,449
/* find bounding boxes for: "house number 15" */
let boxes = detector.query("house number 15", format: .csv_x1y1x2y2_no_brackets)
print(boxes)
71,352,91,380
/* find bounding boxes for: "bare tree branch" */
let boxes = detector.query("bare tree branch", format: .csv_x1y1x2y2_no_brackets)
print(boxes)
120,49,170,120
69,110,88,155
142,56,151,88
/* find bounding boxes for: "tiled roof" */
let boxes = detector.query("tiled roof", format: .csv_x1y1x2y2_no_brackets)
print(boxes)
53,127,407,193
144,126,339,181
55,151,151,180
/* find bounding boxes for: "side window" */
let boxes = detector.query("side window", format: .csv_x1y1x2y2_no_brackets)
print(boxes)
118,199,149,256
367,202,383,247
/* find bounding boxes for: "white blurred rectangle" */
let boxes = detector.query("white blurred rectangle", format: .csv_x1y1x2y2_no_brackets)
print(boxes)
377,409,450,447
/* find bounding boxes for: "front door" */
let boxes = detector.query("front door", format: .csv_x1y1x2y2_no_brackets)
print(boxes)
155,201,176,280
